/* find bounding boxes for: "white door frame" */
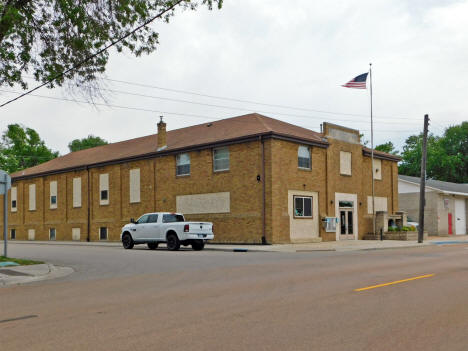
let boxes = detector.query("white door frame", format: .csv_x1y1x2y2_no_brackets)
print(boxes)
335,193,358,241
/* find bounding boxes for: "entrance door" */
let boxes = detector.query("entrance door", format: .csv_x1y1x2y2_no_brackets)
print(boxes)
340,209,354,240
455,199,467,235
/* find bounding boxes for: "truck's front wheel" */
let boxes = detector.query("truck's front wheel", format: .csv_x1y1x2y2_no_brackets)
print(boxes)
166,233,180,251
191,240,205,251
122,233,134,249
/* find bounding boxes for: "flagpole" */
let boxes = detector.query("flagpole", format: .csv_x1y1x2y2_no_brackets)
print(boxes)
370,63,376,237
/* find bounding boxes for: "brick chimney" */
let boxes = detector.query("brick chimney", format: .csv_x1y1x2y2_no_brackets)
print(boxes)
157,116,167,151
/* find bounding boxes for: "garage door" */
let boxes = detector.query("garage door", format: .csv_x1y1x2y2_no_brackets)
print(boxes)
455,199,467,235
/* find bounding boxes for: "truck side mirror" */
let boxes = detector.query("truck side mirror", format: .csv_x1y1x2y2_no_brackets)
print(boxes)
130,218,135,223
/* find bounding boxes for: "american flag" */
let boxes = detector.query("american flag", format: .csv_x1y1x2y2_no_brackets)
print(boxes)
342,73,368,89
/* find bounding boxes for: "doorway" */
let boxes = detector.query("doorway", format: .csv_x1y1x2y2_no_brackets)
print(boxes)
339,202,354,240
335,193,358,241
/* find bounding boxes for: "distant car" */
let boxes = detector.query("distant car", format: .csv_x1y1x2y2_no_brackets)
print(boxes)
120,212,214,251
407,216,419,229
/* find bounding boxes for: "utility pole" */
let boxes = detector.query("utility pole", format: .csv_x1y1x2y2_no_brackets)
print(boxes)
418,114,429,243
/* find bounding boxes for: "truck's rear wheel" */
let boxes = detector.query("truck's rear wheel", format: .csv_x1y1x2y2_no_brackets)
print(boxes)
166,233,180,251
147,242,159,250
122,233,134,249
191,240,205,251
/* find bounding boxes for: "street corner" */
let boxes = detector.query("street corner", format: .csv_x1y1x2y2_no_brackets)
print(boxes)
0,263,74,287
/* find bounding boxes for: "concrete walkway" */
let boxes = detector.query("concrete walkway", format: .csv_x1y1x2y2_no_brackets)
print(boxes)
3,235,468,253
0,263,73,287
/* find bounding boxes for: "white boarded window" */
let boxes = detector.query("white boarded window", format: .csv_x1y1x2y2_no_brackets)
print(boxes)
367,196,388,214
298,146,311,169
177,192,230,214
50,181,57,209
73,177,82,207
99,173,109,205
29,184,36,211
28,229,35,240
373,159,382,180
176,153,190,176
11,186,17,212
213,147,229,172
340,151,352,176
129,169,140,203
72,228,81,241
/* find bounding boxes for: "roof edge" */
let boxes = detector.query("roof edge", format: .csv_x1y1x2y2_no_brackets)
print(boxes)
12,131,329,181
362,149,401,162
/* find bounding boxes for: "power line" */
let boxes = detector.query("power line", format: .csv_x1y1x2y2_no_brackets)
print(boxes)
0,85,422,126
18,74,423,125
103,77,421,122
0,89,416,134
0,0,185,109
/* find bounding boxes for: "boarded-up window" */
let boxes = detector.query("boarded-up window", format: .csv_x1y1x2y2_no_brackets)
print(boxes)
50,181,57,209
73,177,82,207
72,228,81,241
373,159,382,180
29,184,36,211
99,174,109,205
367,196,388,214
28,229,35,240
177,192,230,214
129,169,140,203
340,151,352,175
11,186,17,212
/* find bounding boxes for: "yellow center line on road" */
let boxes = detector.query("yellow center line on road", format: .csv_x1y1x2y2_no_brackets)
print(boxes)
355,274,435,292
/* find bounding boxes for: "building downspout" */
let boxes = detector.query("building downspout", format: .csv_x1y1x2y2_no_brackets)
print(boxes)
261,136,267,244
87,166,90,242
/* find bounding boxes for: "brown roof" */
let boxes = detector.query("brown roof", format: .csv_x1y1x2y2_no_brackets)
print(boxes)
12,113,327,179
362,147,401,161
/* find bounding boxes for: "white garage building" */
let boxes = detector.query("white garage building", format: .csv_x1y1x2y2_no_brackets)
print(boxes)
398,175,468,236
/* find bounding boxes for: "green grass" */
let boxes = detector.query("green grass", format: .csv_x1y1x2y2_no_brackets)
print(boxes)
0,256,44,266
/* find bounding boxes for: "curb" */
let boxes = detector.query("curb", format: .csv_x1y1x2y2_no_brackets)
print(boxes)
0,264,74,287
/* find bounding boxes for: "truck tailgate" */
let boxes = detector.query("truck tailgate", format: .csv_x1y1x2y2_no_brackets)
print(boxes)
188,223,212,234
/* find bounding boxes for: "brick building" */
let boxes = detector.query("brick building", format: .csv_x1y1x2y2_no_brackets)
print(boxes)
1,113,400,243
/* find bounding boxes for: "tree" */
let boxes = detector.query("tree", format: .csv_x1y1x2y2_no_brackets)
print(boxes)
398,122,468,183
375,141,398,155
0,124,59,173
68,135,108,152
0,0,223,93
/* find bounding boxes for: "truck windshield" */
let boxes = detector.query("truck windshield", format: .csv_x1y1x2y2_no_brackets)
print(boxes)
163,214,185,223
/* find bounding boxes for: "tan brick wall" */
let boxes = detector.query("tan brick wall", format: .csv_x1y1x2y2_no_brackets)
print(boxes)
0,136,399,243
270,139,327,243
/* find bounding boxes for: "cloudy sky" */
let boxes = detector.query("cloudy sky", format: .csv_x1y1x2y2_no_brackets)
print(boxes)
1,0,467,155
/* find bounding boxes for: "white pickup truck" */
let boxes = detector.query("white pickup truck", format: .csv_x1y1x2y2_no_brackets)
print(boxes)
120,212,214,251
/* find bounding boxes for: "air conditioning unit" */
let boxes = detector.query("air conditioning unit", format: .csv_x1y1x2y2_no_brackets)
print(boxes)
322,217,338,232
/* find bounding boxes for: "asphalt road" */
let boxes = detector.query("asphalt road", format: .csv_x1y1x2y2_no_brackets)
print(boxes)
1,242,468,350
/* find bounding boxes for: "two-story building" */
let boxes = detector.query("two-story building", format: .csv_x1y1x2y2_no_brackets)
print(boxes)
1,113,400,243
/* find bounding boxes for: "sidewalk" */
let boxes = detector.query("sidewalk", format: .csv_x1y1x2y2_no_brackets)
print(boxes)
3,235,468,253
0,263,73,287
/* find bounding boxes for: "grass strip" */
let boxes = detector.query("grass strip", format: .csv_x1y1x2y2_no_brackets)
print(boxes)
0,256,44,266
